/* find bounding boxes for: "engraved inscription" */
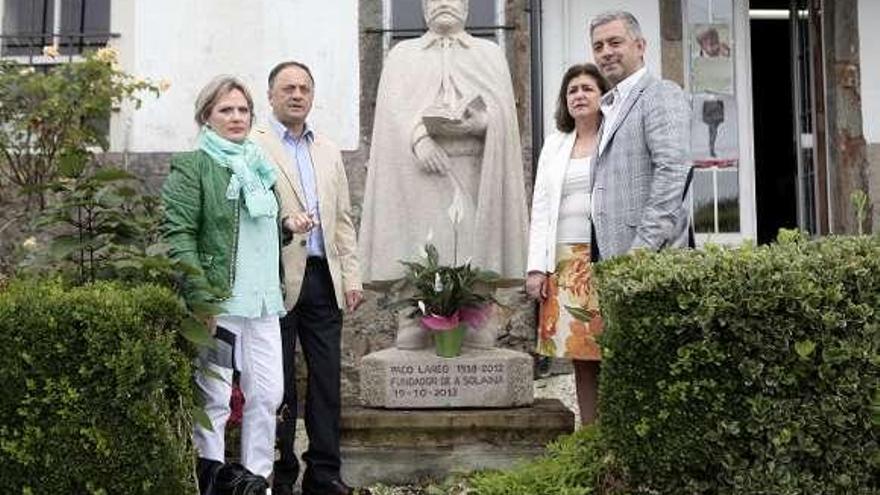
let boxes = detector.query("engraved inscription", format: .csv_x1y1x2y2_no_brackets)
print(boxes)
387,359,507,405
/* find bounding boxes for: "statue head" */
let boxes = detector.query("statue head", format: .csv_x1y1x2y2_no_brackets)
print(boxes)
423,0,468,35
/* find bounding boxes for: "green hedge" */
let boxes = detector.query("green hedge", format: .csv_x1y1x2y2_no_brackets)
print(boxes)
0,279,196,494
595,235,880,494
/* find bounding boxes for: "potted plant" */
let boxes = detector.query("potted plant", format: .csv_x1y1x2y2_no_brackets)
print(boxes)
391,243,499,357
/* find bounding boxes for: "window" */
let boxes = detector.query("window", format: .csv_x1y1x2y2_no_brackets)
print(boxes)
388,0,500,46
685,0,742,236
2,0,111,58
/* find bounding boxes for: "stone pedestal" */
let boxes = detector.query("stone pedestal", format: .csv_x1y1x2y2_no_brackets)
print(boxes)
359,347,533,408
340,399,574,486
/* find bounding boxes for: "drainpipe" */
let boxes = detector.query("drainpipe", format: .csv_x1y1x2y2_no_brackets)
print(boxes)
529,0,544,174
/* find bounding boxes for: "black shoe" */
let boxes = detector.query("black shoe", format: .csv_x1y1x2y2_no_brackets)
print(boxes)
302,479,370,495
535,355,552,379
197,457,223,495
272,460,300,495
213,463,268,495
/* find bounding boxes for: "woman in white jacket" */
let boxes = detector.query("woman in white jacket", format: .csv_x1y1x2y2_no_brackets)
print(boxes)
526,64,609,425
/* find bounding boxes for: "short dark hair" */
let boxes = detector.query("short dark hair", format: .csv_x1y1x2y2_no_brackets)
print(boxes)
554,63,609,133
268,60,315,89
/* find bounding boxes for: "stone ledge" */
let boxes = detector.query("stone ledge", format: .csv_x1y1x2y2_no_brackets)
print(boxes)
343,398,571,433
340,399,575,485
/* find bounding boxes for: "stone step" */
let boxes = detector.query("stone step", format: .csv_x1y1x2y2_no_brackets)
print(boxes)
340,398,575,486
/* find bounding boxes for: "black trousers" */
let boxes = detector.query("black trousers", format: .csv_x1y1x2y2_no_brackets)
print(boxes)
274,257,342,488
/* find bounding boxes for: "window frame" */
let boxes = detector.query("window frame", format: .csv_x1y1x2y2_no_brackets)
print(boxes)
0,0,113,63
683,0,758,246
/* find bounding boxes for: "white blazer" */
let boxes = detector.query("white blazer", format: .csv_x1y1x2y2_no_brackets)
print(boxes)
526,131,578,274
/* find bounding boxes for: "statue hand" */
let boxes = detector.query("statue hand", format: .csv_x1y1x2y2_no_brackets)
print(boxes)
413,136,451,175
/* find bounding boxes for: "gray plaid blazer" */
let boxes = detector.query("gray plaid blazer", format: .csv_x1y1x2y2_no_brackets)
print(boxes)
591,72,693,259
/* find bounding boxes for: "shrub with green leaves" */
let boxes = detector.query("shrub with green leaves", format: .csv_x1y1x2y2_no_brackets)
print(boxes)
0,278,196,494
469,426,616,495
595,234,880,494
0,48,160,210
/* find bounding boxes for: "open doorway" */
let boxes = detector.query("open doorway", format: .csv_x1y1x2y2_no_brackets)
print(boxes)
750,0,797,243
749,0,826,243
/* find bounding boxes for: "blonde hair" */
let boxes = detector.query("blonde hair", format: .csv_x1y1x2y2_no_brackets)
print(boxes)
193,75,255,127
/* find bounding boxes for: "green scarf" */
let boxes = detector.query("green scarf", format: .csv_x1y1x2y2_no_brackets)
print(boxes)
198,127,278,218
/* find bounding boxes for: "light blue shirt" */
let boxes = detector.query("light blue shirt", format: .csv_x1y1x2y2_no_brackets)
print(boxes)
223,187,286,318
270,117,326,257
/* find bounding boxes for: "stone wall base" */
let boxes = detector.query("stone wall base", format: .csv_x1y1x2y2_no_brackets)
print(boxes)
340,398,574,486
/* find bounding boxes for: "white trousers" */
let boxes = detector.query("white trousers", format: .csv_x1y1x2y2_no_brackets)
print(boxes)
193,314,284,478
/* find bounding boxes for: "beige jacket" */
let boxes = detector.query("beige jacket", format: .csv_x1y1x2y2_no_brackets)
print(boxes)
251,126,362,311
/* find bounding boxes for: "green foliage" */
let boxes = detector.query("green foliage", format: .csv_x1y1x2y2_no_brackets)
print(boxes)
21,166,173,286
0,278,196,494
469,426,617,495
16,165,219,349
852,190,870,235
0,48,160,209
390,243,501,318
595,235,880,494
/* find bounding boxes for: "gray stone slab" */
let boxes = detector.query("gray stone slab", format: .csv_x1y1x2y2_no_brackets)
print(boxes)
340,399,575,486
359,347,533,408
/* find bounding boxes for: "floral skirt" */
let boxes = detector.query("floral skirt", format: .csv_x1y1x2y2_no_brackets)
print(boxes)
536,243,603,361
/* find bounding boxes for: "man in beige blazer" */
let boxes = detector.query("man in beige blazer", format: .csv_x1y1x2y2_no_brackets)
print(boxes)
250,61,365,495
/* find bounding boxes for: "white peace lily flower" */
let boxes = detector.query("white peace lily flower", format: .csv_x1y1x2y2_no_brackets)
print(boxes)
414,228,434,258
433,273,443,293
417,300,427,315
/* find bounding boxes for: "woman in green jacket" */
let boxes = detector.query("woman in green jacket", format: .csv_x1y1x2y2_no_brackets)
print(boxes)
161,76,285,494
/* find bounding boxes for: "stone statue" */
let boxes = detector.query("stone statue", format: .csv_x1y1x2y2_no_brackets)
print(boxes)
359,0,528,349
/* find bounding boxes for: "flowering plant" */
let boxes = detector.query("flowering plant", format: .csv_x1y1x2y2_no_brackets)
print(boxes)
390,243,500,332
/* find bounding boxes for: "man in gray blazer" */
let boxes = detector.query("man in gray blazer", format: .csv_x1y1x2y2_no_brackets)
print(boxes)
589,11,692,259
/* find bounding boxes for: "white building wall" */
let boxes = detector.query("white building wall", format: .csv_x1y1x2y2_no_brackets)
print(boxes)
858,0,880,144
541,0,662,136
111,0,359,153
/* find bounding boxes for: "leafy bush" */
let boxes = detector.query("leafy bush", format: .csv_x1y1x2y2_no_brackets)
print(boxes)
469,426,617,495
0,48,161,210
17,166,220,349
595,234,880,494
0,278,196,494
20,167,175,286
